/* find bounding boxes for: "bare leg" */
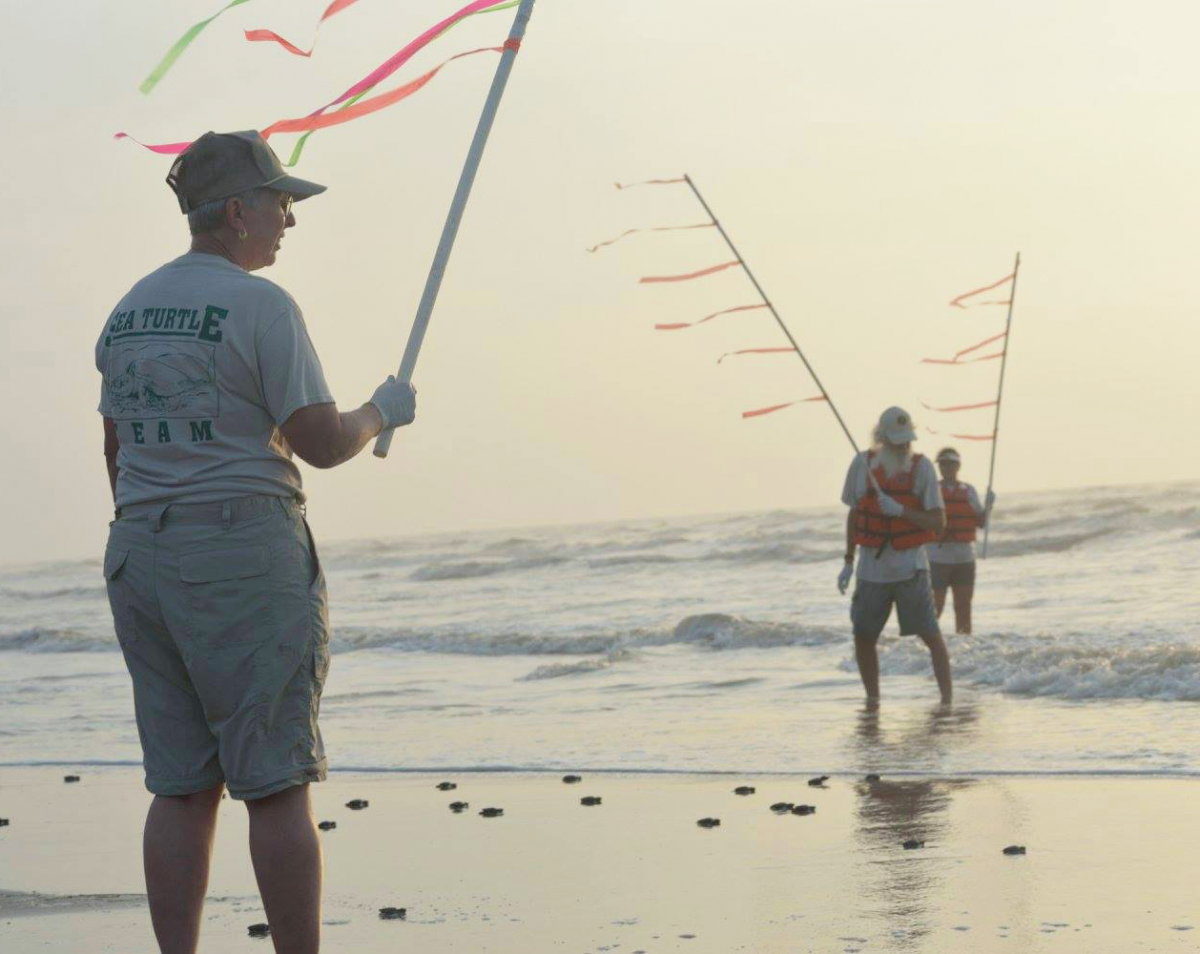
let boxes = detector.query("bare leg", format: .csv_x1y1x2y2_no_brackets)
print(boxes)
951,582,974,635
933,586,948,619
854,632,881,701
919,632,953,704
144,784,224,954
246,784,322,954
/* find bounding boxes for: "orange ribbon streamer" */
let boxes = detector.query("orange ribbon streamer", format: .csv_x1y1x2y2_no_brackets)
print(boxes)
742,396,828,419
639,260,741,284
586,223,714,253
654,303,767,332
717,347,795,364
244,0,363,56
949,272,1015,309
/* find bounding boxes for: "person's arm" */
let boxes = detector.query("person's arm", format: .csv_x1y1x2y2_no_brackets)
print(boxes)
845,509,857,564
281,402,384,470
900,505,946,534
103,417,119,502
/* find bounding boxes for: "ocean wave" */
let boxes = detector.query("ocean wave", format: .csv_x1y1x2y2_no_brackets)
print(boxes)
702,544,832,565
0,628,115,653
0,586,105,602
519,649,637,681
870,632,1200,702
587,554,681,568
410,555,568,582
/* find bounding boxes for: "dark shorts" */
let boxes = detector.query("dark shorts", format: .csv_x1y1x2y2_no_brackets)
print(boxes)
930,561,976,591
104,495,330,801
851,571,940,641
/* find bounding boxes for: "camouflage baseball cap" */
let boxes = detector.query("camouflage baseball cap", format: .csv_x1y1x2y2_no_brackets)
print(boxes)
166,130,326,213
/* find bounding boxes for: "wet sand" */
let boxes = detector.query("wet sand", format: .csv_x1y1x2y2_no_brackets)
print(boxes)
1,767,1198,952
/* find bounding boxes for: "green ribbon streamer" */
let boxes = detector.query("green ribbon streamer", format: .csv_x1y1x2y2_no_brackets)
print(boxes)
283,0,518,167
140,0,256,94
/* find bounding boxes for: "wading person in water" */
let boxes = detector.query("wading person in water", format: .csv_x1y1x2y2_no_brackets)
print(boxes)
927,447,994,635
837,407,952,703
95,131,418,954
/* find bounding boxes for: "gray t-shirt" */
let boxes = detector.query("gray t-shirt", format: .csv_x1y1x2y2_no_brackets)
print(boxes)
841,452,943,584
927,481,983,565
96,252,333,508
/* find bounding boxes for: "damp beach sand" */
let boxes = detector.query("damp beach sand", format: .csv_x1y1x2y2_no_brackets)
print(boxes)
2,768,1199,952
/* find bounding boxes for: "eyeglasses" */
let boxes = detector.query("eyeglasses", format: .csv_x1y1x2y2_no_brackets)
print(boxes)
280,195,294,217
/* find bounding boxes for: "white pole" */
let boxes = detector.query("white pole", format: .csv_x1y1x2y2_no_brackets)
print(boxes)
980,251,1022,557
374,0,536,458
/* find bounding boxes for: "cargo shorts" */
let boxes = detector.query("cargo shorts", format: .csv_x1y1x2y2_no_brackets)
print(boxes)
103,495,330,800
851,570,941,641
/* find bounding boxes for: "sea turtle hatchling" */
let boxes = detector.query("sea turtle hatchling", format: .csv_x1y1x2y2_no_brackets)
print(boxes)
696,817,721,828
317,821,337,831
436,782,457,791
480,807,504,818
1003,845,1027,855
345,799,369,810
562,774,582,783
449,801,469,813
903,839,925,850
379,907,407,920
807,775,830,787
247,923,270,938
769,802,794,814
580,796,603,806
733,786,756,796
791,805,816,816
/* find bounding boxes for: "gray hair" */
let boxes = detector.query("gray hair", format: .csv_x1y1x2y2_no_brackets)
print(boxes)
186,187,269,236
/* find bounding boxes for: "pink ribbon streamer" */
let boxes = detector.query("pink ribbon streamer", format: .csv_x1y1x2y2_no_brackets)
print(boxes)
116,47,498,156
655,303,767,332
639,260,741,284
926,427,995,441
586,223,714,253
615,178,686,190
717,347,795,364
949,272,1015,309
742,396,828,419
921,400,999,413
921,331,1008,365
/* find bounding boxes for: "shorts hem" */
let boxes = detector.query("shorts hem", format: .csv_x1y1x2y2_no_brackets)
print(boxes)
145,773,226,797
228,762,328,801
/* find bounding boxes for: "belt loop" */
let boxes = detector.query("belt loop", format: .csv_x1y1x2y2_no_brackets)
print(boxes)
221,501,232,531
148,504,168,533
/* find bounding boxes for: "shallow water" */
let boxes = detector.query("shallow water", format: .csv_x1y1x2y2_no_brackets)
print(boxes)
2,481,1198,775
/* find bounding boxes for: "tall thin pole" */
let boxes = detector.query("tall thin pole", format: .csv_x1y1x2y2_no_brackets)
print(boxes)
981,251,1021,557
374,0,536,458
682,174,865,458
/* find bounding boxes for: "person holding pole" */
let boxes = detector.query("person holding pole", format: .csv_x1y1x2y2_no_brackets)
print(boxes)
928,447,995,634
837,407,953,703
95,131,416,953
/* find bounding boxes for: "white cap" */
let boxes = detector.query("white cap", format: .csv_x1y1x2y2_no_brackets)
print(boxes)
878,406,916,444
936,447,962,463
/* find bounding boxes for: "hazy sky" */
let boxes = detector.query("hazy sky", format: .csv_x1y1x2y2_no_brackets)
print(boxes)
2,0,1198,565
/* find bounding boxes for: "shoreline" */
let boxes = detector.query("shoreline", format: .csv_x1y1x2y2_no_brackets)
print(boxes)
3,767,1199,952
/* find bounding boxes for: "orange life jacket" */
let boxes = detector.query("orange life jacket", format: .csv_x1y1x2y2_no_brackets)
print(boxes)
853,453,939,552
940,481,978,543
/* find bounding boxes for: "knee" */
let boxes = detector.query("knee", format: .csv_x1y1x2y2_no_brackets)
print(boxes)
245,782,310,816
157,783,224,816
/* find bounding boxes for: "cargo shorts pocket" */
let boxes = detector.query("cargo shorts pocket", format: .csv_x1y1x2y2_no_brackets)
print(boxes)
103,546,139,649
180,545,275,649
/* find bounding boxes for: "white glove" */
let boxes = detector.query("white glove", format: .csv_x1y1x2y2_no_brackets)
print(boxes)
837,561,854,595
985,489,996,511
370,375,417,429
877,494,905,518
